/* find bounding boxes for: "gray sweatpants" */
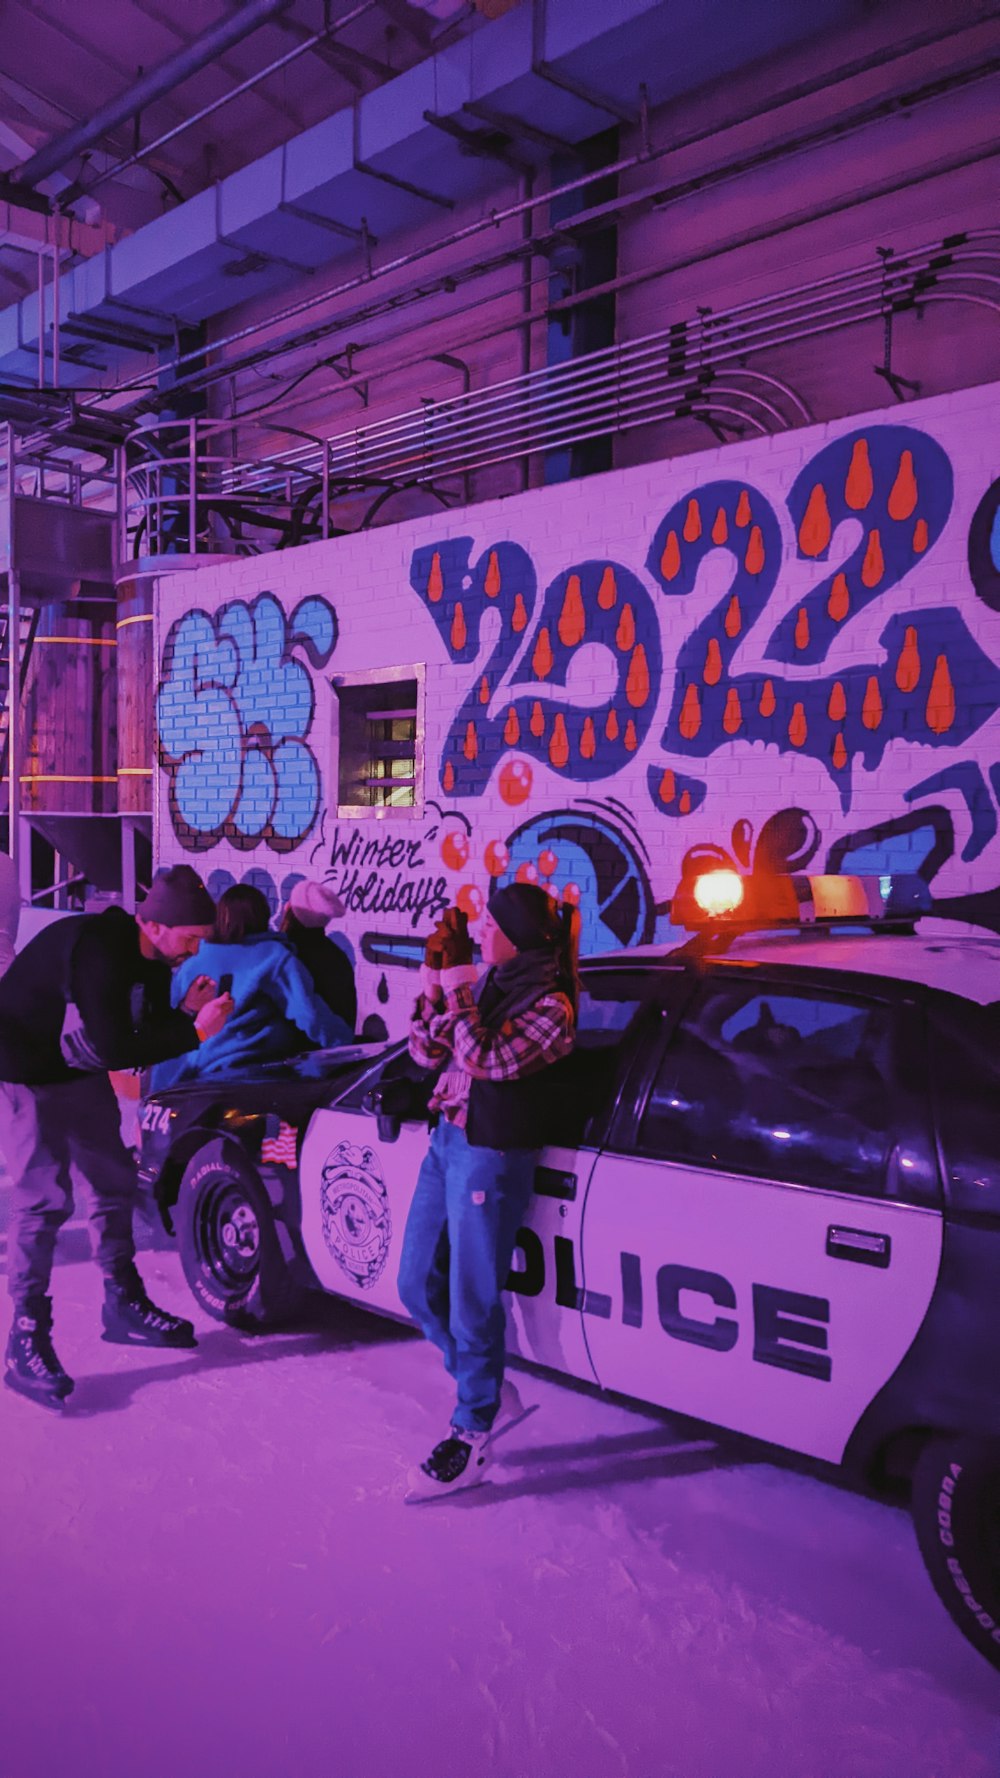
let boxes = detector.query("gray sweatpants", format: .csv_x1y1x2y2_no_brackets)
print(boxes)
1,1075,137,1302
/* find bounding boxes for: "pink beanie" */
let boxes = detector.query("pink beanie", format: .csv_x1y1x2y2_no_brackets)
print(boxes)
287,878,347,927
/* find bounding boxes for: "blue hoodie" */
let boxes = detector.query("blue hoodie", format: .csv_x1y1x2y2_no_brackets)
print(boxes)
152,931,352,1087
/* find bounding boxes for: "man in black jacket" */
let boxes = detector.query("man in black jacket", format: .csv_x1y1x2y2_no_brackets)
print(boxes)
0,864,232,1408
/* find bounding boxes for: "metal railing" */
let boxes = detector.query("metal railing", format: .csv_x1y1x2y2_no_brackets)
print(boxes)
117,223,998,555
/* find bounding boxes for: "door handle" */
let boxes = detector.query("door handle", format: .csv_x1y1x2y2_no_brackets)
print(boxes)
826,1225,891,1268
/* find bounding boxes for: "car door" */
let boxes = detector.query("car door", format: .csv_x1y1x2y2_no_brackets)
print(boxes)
298,1047,434,1319
297,969,662,1387
580,973,944,1464
504,966,669,1381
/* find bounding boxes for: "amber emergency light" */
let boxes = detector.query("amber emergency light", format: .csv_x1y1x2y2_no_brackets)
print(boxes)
673,869,932,933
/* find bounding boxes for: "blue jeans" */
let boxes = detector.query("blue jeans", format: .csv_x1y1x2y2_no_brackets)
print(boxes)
397,1119,537,1433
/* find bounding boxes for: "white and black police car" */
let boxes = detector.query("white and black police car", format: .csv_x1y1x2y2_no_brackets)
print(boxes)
138,869,1000,1672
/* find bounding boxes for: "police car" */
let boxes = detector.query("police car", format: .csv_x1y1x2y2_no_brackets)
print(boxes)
138,869,1000,1672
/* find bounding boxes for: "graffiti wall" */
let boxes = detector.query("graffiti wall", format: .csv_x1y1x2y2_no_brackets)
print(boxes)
154,380,1000,1036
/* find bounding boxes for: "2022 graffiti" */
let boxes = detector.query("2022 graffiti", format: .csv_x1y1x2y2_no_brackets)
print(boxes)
412,425,1000,819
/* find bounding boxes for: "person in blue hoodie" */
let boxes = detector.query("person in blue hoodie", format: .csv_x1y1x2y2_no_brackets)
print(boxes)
151,884,351,1088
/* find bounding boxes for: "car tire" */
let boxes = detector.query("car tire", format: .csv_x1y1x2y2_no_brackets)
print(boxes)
175,1136,305,1331
912,1436,1000,1671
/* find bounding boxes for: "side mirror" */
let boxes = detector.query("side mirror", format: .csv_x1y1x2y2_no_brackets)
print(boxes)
362,1087,402,1144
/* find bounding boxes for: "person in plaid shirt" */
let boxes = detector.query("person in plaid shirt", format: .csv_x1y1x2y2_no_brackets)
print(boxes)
399,882,578,1496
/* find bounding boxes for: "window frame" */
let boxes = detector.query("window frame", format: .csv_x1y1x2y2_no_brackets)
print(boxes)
332,662,425,822
614,965,939,1205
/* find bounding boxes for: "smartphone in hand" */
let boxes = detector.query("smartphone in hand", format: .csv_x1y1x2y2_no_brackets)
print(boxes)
219,973,234,996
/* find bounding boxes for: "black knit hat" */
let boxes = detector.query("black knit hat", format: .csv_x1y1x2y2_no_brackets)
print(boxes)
137,865,216,928
487,882,560,953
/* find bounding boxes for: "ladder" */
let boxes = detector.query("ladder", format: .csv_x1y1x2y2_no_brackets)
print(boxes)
0,604,38,785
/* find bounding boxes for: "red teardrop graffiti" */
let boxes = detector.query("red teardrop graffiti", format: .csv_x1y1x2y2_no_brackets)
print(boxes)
529,700,545,738
659,534,681,582
580,716,596,759
895,625,920,693
788,703,807,748
828,573,849,622
658,769,676,805
624,719,638,752
451,601,467,652
735,489,752,528
549,713,569,768
845,437,874,510
616,603,636,652
484,550,501,597
861,529,884,588
744,525,765,575
827,681,847,722
464,720,478,761
712,507,728,546
913,518,929,554
723,687,742,735
479,674,490,705
926,654,955,734
606,708,619,740
504,706,520,746
724,594,741,638
626,644,650,709
862,677,883,730
598,565,618,607
759,680,776,718
888,450,918,521
704,637,722,685
679,683,702,739
683,498,702,543
794,606,810,651
832,733,848,770
679,789,692,814
512,593,528,633
427,552,443,601
558,574,586,648
532,626,553,678
798,484,831,557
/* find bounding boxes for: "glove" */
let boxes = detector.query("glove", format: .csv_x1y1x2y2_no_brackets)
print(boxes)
424,918,451,970
438,906,473,970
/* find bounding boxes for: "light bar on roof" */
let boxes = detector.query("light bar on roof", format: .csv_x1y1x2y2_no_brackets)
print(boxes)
672,870,932,932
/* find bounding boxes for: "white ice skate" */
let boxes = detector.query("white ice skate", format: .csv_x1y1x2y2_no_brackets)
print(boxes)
404,1380,538,1503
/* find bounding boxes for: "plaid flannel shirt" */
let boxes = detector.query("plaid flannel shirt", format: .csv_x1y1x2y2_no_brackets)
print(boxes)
408,964,574,1130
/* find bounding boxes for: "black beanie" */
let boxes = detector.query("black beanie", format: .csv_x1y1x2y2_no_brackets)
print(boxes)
488,882,560,953
137,865,216,928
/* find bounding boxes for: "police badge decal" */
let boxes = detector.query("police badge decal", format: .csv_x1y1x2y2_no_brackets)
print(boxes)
319,1141,393,1289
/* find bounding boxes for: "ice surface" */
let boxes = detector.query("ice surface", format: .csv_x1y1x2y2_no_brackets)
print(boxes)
1,1248,999,1778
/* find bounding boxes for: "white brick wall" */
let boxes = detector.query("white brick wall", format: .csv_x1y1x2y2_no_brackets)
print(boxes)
156,380,1000,1037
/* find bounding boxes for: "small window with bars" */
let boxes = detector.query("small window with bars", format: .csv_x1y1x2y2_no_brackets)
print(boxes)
335,674,421,813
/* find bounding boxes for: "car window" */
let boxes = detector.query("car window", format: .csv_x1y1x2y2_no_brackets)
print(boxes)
930,1002,1000,1216
637,982,900,1196
544,969,661,1147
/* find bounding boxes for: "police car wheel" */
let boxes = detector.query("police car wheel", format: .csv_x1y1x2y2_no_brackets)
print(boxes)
176,1137,303,1331
911,1437,1000,1671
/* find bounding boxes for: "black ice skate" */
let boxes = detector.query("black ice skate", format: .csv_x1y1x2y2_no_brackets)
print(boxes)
101,1267,197,1348
4,1296,74,1408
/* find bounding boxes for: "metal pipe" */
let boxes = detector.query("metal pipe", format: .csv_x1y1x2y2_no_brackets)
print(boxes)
105,23,996,404
11,0,298,190
51,237,60,388
36,252,44,390
80,2,380,199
